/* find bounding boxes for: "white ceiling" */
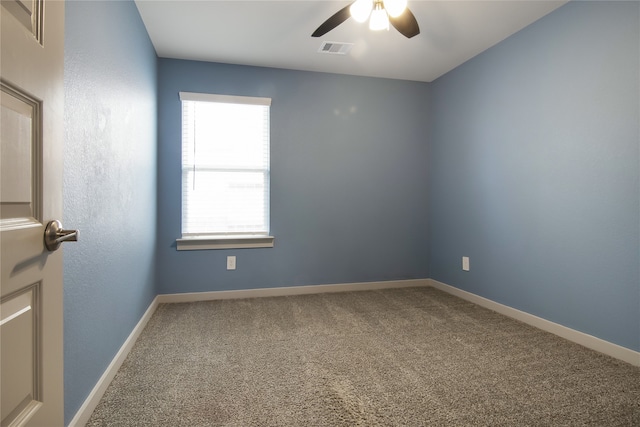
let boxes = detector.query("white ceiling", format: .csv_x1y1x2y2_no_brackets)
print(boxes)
135,0,568,83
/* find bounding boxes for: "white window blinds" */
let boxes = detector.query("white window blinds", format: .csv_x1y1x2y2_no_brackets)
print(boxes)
180,92,271,237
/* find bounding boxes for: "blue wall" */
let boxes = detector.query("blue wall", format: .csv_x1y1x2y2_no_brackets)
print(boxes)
428,1,639,351
157,60,430,294
61,1,638,423
63,1,157,424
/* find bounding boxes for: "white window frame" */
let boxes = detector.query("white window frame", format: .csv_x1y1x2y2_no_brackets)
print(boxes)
176,92,274,251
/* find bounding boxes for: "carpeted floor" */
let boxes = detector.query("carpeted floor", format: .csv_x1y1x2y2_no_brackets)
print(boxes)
87,287,640,426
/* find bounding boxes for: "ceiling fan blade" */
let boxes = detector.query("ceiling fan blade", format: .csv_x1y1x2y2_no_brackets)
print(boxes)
389,7,420,38
311,3,353,37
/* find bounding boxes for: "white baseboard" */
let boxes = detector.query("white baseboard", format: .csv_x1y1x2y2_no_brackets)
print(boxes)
157,278,431,303
68,296,159,427
70,277,638,426
428,279,640,367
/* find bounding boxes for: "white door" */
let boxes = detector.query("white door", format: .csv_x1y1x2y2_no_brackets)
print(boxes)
1,0,66,426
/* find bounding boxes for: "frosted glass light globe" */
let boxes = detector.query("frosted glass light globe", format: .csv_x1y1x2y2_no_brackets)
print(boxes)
369,6,389,31
350,0,373,23
384,0,407,18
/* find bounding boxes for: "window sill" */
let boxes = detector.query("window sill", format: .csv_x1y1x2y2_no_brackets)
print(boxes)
176,235,274,251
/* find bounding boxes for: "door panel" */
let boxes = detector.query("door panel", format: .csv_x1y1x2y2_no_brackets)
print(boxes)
1,0,65,425
1,0,43,43
1,83,40,225
1,284,41,427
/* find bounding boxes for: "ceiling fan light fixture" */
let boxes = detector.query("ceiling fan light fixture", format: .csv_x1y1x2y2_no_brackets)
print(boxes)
369,4,389,31
350,0,373,23
383,0,407,18
311,0,419,39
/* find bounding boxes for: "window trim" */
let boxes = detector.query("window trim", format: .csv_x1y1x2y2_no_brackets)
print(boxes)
177,92,273,251
179,92,271,107
176,235,274,251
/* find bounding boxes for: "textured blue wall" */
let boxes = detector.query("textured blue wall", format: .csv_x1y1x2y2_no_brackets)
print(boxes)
63,1,157,424
61,3,638,424
428,1,639,351
157,60,430,294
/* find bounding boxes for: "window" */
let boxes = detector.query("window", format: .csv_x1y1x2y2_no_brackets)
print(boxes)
176,92,274,250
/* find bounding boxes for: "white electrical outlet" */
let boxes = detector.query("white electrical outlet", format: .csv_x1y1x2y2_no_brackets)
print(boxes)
462,256,470,271
227,256,236,270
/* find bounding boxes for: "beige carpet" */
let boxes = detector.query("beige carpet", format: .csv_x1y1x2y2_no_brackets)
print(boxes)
87,287,640,426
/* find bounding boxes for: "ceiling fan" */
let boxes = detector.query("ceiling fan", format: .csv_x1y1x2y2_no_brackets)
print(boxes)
312,0,420,39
